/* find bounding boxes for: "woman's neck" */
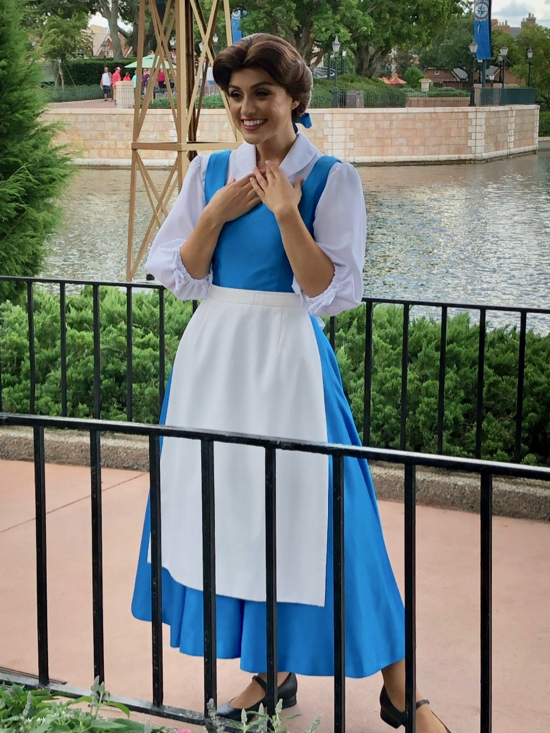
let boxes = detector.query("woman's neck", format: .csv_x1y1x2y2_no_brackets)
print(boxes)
255,130,297,168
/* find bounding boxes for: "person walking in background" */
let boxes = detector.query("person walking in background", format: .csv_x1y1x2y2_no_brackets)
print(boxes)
141,70,150,96
112,66,121,103
100,66,112,101
157,67,166,89
123,71,132,82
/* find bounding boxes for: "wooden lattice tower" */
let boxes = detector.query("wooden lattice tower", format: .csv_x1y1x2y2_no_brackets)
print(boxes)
126,0,239,280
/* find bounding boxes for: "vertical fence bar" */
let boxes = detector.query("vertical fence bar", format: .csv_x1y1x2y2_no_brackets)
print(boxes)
149,433,164,707
92,285,101,420
158,289,166,415
27,282,36,414
192,299,198,314
60,284,68,417
404,464,417,733
480,472,493,733
265,447,278,715
90,430,105,682
363,302,373,446
475,310,487,459
201,439,217,712
437,307,448,454
333,453,346,733
126,286,133,422
514,311,527,463
34,426,49,685
400,304,410,451
329,316,336,351
0,304,3,412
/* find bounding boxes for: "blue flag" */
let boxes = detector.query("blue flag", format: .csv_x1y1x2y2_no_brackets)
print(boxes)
231,9,244,42
474,1,492,60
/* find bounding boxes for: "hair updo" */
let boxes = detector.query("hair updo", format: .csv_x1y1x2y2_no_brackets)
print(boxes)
213,34,312,122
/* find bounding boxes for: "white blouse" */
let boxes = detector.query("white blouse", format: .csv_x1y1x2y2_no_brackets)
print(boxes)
145,132,367,317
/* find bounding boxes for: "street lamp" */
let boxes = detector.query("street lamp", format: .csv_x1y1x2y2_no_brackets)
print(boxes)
213,33,219,54
527,46,533,87
341,49,347,75
332,35,341,107
469,39,478,105
499,45,508,89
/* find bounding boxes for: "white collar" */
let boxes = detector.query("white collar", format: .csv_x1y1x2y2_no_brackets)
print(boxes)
233,133,318,179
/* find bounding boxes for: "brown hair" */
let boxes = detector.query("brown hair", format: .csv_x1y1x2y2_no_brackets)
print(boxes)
213,34,312,121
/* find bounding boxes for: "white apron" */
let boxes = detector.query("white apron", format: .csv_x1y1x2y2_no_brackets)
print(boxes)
154,285,329,606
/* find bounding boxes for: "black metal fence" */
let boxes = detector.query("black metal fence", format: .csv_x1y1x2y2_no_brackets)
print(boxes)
1,411,550,732
476,87,537,106
1,275,549,465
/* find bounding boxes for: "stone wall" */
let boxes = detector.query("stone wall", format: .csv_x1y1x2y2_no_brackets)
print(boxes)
43,105,539,167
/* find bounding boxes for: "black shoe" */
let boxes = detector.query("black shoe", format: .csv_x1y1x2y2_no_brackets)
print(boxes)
216,672,298,722
380,686,451,732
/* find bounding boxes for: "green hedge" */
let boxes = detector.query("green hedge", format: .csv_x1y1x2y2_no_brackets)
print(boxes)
64,58,137,86
42,84,104,103
1,288,549,465
540,111,550,137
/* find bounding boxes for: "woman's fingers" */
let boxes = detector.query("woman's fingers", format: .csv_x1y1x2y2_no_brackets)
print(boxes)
249,175,265,200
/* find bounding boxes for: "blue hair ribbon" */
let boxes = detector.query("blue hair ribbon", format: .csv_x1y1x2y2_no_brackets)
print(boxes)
295,112,312,128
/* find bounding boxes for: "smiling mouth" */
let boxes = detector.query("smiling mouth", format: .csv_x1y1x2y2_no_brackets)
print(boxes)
242,119,267,131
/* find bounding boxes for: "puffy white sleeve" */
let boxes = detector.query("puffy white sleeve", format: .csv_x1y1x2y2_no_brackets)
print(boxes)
145,155,212,300
292,161,366,317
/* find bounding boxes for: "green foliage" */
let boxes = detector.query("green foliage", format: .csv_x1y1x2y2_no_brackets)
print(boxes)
0,678,170,732
206,697,320,733
38,11,92,89
404,66,424,89
63,59,137,87
43,84,103,102
540,111,550,136
333,305,550,465
2,290,550,465
420,12,476,80
0,287,193,423
0,0,74,302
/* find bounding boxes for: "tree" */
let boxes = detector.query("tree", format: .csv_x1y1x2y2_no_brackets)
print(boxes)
513,23,550,109
404,66,423,88
350,0,465,77
0,0,74,301
39,12,93,88
420,13,476,82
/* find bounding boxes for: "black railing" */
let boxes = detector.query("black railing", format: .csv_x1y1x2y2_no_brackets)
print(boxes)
1,411,550,732
1,275,550,465
477,87,537,106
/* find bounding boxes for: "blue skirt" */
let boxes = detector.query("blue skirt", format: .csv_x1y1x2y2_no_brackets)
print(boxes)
132,318,405,678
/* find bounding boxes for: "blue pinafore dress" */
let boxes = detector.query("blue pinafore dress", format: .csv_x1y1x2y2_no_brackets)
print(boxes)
132,151,405,678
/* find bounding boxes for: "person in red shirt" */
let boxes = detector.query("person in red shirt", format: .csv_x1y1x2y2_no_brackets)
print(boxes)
111,66,122,103
157,67,166,89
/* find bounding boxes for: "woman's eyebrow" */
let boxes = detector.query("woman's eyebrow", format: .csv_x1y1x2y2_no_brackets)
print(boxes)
228,81,275,90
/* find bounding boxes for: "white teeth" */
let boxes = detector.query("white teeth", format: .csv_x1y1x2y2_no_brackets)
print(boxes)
243,119,265,128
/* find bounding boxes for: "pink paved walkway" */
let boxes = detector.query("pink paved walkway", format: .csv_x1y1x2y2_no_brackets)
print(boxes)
1,459,549,733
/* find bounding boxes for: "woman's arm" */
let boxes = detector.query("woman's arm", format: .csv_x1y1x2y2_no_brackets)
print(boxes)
180,175,260,279
250,160,366,316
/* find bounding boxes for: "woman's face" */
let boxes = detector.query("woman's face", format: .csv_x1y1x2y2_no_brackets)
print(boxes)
227,67,299,146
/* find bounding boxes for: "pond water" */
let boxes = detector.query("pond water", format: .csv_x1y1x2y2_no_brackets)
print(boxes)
42,151,550,329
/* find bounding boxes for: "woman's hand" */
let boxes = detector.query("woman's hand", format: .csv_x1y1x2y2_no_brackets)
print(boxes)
205,175,260,226
250,162,303,220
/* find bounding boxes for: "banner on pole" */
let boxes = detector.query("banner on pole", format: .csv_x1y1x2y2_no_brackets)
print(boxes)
474,1,492,59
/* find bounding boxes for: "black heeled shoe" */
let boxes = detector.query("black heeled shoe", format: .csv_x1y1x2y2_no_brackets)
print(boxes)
216,672,298,722
380,686,451,732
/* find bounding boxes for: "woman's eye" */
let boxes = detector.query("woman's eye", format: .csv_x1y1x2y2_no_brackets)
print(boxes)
229,92,241,99
256,90,269,97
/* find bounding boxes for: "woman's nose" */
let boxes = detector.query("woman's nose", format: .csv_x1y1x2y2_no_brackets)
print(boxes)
241,96,256,117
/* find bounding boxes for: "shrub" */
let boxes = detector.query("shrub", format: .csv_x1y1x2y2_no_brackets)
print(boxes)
0,0,74,302
539,111,550,137
43,84,104,103
1,289,549,465
64,58,137,86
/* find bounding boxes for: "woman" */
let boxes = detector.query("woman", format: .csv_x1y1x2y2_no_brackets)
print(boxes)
132,33,450,733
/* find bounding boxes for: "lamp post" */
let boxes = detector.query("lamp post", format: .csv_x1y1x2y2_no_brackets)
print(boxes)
469,39,478,106
213,33,219,54
499,44,508,89
341,49,347,75
332,35,340,107
527,46,533,87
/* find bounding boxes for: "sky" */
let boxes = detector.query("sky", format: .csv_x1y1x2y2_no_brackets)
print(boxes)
491,0,550,27
90,3,550,31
